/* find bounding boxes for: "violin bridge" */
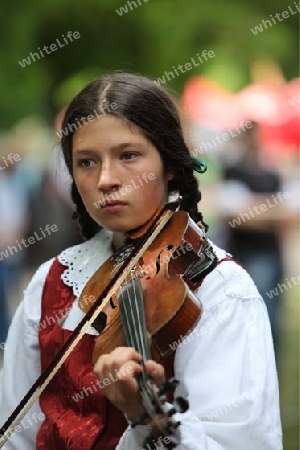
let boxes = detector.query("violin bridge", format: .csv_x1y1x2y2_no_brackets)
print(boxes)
130,264,144,279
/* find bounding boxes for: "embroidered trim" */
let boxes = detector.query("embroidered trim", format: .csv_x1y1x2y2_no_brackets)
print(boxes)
57,229,113,298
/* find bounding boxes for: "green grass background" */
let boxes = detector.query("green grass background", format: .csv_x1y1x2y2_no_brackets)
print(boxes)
279,286,299,450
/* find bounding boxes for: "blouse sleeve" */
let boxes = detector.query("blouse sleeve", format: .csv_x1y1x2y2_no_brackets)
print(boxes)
117,261,283,450
0,259,54,450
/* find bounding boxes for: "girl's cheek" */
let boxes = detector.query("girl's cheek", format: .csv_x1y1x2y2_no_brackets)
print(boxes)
142,190,165,211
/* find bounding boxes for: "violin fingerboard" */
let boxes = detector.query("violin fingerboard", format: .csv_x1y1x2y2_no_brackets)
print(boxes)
118,279,151,361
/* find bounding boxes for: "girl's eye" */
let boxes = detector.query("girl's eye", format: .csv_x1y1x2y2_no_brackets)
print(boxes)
121,152,138,161
78,159,95,167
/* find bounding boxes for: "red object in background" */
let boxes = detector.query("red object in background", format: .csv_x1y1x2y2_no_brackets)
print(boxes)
237,79,299,154
182,77,242,129
183,76,299,157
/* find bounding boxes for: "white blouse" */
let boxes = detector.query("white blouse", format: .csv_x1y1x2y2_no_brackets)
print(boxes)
0,229,282,449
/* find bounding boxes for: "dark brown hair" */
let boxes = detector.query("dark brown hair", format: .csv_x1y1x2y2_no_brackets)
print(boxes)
60,73,207,239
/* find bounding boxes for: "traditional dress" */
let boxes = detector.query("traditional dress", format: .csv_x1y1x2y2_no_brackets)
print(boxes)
0,229,282,449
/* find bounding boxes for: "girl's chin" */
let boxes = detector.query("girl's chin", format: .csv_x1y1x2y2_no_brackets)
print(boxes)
93,211,153,234
97,220,143,234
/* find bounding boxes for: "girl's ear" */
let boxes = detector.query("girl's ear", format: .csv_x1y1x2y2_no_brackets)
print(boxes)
166,172,174,182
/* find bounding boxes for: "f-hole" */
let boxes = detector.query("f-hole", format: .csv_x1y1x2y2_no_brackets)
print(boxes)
91,312,107,334
155,244,174,273
110,296,117,309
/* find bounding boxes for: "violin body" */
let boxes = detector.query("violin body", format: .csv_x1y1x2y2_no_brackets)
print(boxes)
79,210,208,364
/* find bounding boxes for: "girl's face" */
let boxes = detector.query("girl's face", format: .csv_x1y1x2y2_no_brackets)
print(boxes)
72,115,173,234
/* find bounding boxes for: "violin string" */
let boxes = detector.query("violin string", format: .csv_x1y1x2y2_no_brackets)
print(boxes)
132,275,148,360
118,275,153,408
119,277,148,359
130,274,155,407
119,285,135,351
130,276,154,406
0,208,175,447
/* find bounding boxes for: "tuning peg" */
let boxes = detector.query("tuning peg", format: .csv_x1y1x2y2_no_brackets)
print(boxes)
174,396,189,413
158,378,179,396
167,396,189,417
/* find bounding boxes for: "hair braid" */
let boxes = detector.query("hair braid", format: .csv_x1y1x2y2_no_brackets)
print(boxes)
177,163,208,232
71,182,100,240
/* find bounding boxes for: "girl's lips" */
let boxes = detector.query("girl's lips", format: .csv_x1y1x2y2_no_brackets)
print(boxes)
101,202,127,211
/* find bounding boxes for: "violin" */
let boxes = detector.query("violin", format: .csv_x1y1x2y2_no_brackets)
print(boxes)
0,199,217,449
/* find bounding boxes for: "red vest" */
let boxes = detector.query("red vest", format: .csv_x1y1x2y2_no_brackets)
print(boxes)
36,258,175,449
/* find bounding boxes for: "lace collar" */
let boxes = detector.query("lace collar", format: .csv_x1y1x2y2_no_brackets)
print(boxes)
58,229,114,298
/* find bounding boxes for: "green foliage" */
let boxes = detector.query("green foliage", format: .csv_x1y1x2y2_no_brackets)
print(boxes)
0,0,298,128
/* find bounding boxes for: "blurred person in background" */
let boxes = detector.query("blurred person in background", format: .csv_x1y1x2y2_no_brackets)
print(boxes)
222,121,284,355
25,146,82,267
0,264,8,348
0,138,29,345
10,114,83,269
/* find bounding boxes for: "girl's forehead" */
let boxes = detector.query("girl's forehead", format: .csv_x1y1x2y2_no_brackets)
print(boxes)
72,115,152,152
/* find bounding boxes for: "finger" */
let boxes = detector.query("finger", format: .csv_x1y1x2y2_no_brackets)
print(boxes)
110,347,143,363
94,359,143,391
145,360,165,387
94,347,142,374
116,361,143,380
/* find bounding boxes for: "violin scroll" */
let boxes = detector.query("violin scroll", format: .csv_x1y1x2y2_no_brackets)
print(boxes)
132,376,189,450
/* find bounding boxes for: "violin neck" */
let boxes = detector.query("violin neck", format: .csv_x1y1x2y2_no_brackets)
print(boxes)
118,278,150,361
118,279,156,414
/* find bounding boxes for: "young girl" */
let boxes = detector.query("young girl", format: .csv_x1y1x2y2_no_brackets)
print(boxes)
0,73,282,449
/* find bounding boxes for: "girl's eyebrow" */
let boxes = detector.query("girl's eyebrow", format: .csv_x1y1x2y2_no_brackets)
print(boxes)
73,142,142,155
111,142,142,151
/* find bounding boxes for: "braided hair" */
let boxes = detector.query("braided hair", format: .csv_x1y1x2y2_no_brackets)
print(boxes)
60,73,208,240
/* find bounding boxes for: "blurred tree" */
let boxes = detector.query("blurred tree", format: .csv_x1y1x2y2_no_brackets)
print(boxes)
0,0,298,128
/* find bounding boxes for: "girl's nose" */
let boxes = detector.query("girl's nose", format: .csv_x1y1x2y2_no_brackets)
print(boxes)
97,162,121,192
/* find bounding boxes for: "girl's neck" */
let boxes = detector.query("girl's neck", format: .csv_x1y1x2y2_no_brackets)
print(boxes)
112,232,127,252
